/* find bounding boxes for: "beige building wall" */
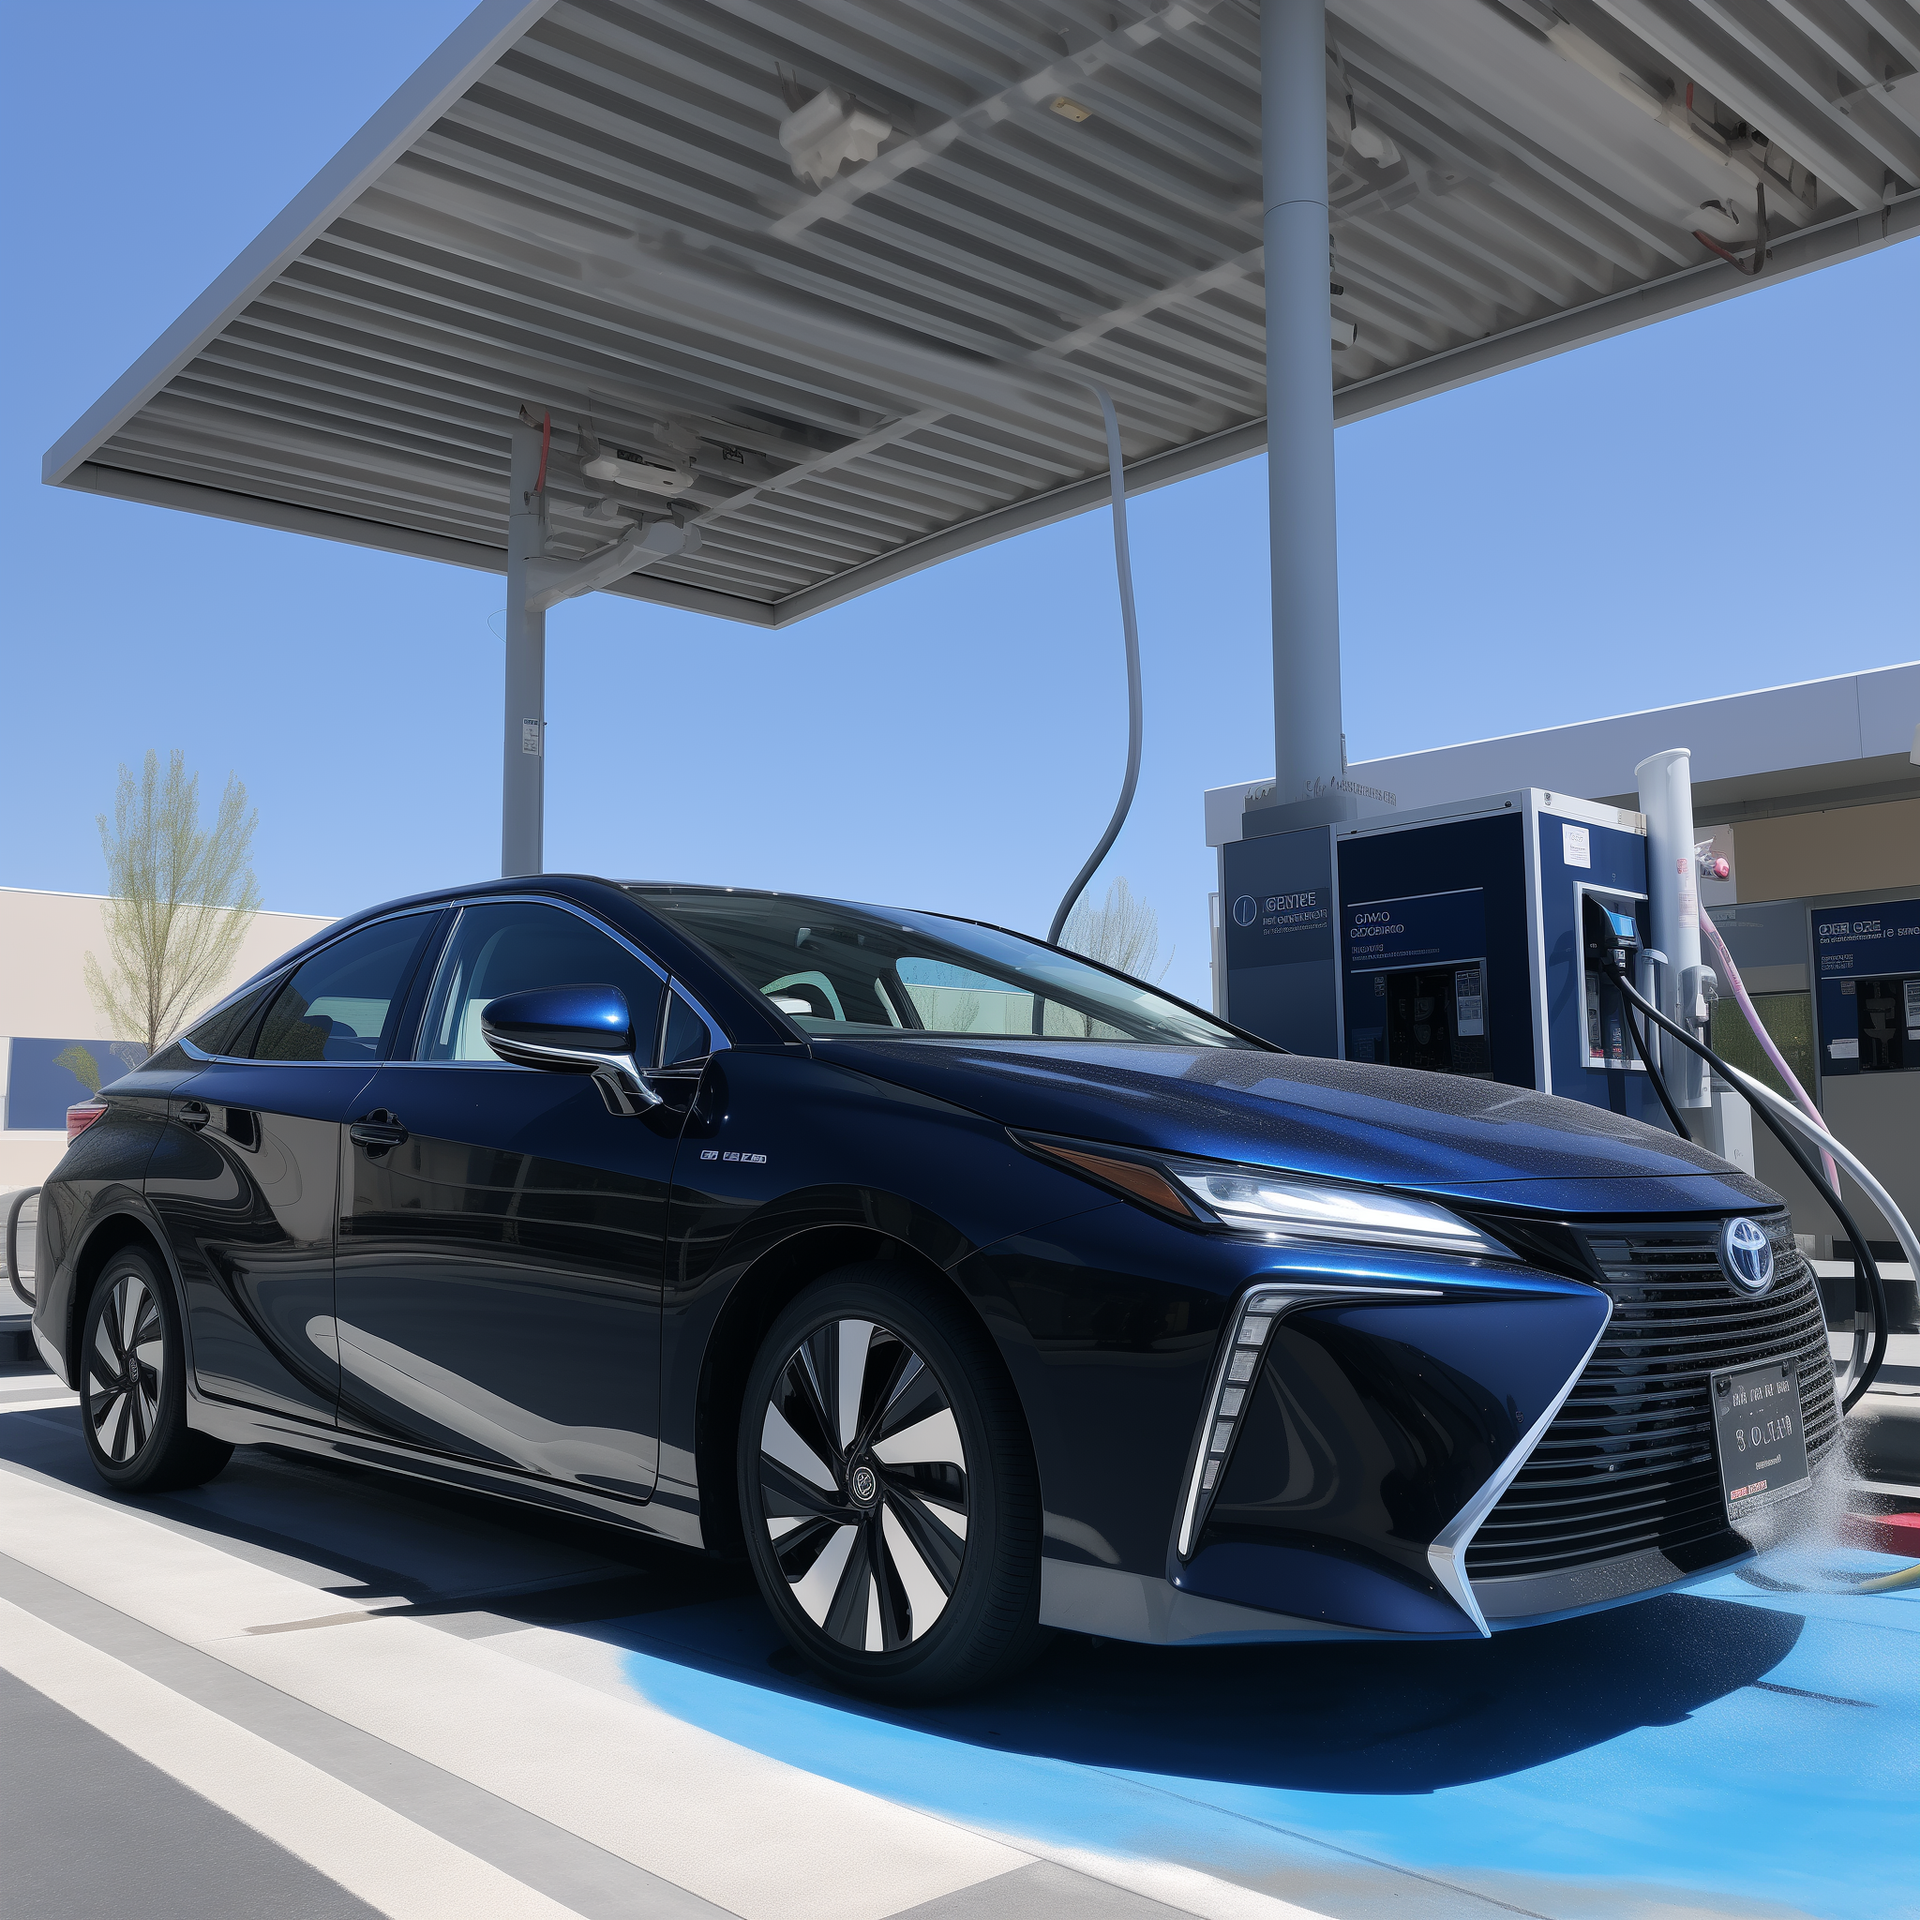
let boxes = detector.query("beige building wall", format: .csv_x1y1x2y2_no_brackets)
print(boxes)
1733,797,1920,905
1,888,334,1191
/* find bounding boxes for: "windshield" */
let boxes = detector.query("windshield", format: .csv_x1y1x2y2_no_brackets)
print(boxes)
630,889,1258,1050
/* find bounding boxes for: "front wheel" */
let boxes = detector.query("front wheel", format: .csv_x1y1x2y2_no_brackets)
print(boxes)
738,1264,1047,1700
81,1249,232,1493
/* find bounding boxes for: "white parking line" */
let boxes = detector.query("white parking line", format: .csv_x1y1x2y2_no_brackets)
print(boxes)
0,1467,1029,1920
489,1629,1344,1920
0,1465,1343,1920
0,1596,585,1920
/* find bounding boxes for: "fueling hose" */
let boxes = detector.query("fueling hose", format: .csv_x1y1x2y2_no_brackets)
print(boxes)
1699,908,1838,1191
1615,985,1694,1143
1046,381,1143,948
1601,956,1903,1412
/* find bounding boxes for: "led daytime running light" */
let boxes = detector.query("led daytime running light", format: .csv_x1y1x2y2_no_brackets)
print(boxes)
1176,1292,1288,1557
1176,1279,1445,1559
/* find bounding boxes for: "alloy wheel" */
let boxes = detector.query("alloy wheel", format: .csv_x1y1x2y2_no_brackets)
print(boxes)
87,1269,165,1465
758,1317,969,1651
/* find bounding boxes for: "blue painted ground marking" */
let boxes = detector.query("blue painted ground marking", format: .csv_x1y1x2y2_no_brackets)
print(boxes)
575,1548,1919,1919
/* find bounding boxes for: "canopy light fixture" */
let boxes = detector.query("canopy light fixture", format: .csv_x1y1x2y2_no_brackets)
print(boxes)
578,416,695,498
581,446,695,497
1348,121,1399,167
779,88,892,187
1049,96,1093,123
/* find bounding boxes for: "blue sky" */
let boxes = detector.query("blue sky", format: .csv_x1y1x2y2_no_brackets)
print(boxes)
10,3,1916,1009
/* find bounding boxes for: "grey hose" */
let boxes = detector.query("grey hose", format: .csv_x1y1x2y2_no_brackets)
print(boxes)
1046,382,1143,947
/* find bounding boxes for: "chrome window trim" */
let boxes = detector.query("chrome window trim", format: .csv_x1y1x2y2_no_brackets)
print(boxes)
1174,1279,1442,1563
173,905,443,1067
659,977,727,1069
1425,1303,1613,1638
394,893,732,1071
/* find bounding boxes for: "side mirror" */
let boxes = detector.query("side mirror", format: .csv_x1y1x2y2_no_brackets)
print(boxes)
480,984,661,1114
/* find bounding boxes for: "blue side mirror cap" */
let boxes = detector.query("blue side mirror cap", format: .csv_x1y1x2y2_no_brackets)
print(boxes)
482,984,633,1062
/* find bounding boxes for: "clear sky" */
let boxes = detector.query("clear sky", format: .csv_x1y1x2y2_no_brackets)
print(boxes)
10,3,1916,1010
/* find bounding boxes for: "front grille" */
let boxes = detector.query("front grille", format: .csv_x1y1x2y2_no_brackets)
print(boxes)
1465,1217,1839,1583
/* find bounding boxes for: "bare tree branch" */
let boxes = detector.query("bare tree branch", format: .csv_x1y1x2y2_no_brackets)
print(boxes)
84,750,262,1052
1056,877,1172,1038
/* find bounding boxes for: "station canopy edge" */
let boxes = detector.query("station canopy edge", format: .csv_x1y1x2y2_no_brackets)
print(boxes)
43,0,1920,625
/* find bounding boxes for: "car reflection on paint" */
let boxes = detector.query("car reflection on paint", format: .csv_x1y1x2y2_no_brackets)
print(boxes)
31,875,1835,1698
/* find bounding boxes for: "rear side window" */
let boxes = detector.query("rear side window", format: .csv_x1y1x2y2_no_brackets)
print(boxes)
251,914,439,1063
417,902,664,1065
182,979,278,1058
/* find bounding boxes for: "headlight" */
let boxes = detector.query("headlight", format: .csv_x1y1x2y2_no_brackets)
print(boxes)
1166,1160,1510,1259
1019,1134,1510,1261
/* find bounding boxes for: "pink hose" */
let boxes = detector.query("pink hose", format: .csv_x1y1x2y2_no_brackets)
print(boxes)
1699,912,1839,1190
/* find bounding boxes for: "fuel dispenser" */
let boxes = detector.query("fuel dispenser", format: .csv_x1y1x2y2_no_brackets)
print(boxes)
1218,770,1920,1413
1221,788,1665,1126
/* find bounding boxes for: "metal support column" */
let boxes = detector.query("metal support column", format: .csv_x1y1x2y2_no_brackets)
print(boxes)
1261,0,1347,822
501,418,546,877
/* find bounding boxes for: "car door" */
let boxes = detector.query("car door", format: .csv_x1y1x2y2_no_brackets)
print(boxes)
148,911,443,1426
335,897,685,1499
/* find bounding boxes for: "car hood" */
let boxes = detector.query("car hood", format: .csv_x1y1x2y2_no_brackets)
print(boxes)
809,1038,1777,1216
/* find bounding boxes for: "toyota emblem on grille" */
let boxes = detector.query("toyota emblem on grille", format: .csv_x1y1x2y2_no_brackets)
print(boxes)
1719,1217,1775,1294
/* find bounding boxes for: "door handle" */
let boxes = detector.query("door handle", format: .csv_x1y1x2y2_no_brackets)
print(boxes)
178,1101,211,1131
350,1111,409,1151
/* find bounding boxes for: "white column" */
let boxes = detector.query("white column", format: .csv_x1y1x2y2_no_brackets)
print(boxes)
1636,748,1710,1108
1262,0,1345,815
501,418,546,877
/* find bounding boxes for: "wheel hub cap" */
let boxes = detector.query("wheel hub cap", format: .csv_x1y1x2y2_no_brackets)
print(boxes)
86,1270,163,1466
758,1316,970,1654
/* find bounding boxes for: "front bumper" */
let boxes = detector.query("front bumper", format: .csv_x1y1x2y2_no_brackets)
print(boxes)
980,1199,1836,1645
1038,1528,1780,1645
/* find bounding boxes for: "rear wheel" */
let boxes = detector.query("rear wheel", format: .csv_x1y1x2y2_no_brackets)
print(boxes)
738,1263,1047,1700
81,1249,232,1493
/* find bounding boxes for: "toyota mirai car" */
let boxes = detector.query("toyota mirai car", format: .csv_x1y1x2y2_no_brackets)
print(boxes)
32,875,1835,1697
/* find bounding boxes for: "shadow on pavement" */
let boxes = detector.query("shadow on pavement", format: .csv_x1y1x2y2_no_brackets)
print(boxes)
586,1578,1808,1796
3,1382,1805,1796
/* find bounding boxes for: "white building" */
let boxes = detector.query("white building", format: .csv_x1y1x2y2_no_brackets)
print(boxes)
1,888,333,1191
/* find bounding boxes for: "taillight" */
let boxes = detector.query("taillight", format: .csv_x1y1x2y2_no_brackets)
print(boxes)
66,1103,107,1142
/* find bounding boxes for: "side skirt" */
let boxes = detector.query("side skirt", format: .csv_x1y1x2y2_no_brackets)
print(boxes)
181,1397,709,1552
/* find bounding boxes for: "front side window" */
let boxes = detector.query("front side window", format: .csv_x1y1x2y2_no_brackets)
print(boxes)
661,989,716,1067
418,901,665,1064
252,914,439,1063
633,889,1254,1049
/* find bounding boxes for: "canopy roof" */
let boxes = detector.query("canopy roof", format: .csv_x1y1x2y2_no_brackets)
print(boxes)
43,0,1919,627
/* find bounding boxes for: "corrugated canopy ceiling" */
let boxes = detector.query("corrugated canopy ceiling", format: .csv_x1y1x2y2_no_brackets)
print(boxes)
42,0,1920,625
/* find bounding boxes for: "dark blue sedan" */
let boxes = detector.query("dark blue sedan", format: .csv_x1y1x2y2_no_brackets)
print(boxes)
31,876,1834,1697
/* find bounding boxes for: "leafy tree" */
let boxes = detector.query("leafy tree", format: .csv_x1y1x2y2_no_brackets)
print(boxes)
84,750,261,1051
55,1044,101,1097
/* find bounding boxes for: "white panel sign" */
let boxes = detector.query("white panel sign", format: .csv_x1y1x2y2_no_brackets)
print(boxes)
1561,824,1590,869
1455,967,1485,1037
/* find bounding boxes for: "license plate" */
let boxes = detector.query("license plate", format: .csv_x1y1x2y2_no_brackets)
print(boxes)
1711,1359,1811,1522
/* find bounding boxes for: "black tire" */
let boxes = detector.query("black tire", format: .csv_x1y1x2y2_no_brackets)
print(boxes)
80,1248,232,1493
738,1262,1049,1700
